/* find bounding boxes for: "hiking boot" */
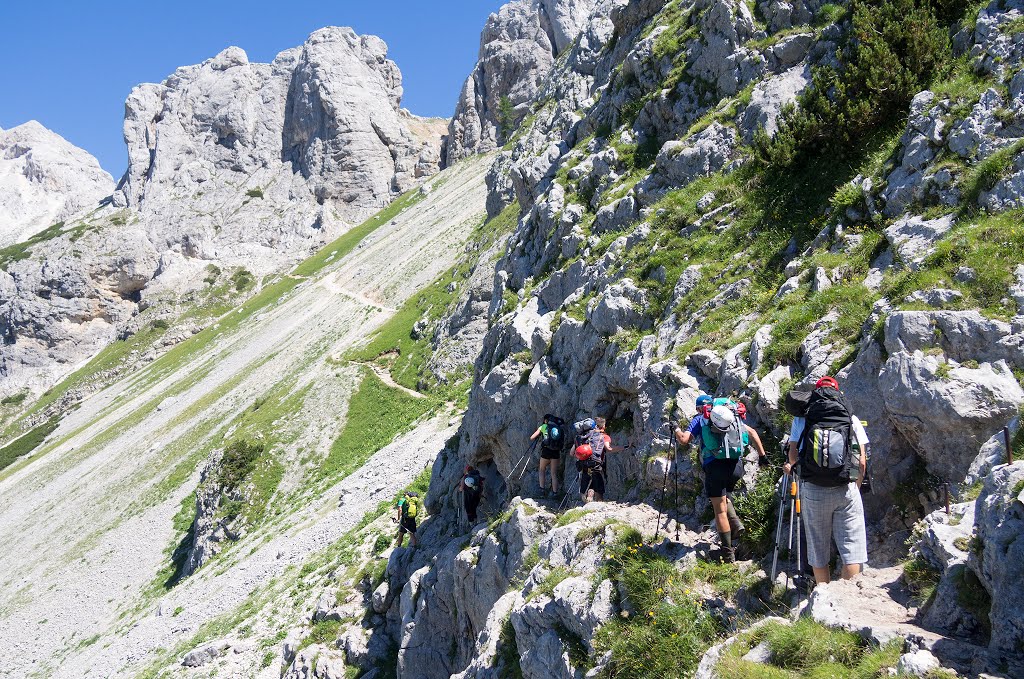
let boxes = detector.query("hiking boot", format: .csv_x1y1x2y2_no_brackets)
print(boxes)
728,516,746,537
719,546,737,564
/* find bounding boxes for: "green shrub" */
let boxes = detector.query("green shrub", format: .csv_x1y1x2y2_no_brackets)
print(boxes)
231,268,255,292
216,439,265,491
756,0,951,171
497,96,517,143
903,554,942,605
0,392,27,406
0,417,60,472
151,319,170,331
246,187,264,199
593,528,721,677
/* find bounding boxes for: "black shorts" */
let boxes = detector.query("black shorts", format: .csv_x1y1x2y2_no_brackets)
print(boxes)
399,516,417,535
540,446,561,460
581,468,606,496
703,458,744,498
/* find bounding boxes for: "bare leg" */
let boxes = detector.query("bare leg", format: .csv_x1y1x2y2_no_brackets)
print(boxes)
710,496,730,534
538,458,549,491
812,566,830,584
841,563,861,580
395,530,405,548
550,459,559,493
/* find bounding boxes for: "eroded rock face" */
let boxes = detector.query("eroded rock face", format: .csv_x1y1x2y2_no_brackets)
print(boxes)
446,0,597,164
122,30,446,270
0,122,113,248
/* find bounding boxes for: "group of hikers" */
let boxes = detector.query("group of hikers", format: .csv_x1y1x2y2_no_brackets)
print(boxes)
394,375,869,585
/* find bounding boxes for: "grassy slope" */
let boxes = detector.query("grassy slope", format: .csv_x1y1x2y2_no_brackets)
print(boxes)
0,187,430,481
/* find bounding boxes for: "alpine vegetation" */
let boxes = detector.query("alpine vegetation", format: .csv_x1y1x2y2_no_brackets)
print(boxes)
2,0,1024,678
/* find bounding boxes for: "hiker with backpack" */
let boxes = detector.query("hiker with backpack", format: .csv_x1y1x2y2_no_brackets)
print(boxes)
459,465,484,524
573,416,629,503
529,414,566,498
673,394,767,562
783,376,869,584
394,491,420,548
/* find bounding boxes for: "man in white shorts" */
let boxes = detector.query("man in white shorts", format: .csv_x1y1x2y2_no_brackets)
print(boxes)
783,376,868,584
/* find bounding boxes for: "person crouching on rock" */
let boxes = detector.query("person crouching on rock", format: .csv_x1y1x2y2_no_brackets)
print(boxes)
674,394,766,563
784,376,868,584
459,465,484,524
394,491,419,549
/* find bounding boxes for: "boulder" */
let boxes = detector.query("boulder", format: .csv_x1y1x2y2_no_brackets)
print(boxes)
656,123,737,187
878,352,1024,482
883,214,955,270
739,64,811,142
971,461,1024,653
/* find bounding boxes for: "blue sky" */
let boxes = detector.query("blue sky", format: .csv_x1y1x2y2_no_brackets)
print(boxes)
0,1,506,176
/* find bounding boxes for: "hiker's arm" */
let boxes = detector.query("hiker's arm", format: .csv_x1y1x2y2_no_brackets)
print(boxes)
673,425,692,446
744,426,767,458
783,442,798,473
529,428,541,441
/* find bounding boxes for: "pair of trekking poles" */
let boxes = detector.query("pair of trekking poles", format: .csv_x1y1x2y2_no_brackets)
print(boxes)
769,466,805,587
508,439,538,483
652,421,681,542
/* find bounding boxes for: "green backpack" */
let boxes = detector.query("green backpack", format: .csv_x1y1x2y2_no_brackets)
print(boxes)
403,494,419,518
700,400,746,461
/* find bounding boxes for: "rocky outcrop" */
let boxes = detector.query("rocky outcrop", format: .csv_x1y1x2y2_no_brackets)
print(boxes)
121,28,445,271
446,0,597,164
0,121,113,248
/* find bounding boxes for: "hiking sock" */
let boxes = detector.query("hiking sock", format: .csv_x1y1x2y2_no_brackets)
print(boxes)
719,529,733,549
726,500,745,535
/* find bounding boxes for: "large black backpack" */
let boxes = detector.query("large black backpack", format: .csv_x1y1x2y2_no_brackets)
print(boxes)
542,415,566,452
797,386,857,486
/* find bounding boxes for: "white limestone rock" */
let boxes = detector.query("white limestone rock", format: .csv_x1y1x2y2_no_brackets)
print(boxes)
0,121,113,248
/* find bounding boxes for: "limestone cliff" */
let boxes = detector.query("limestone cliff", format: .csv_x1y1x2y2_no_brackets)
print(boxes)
0,121,113,248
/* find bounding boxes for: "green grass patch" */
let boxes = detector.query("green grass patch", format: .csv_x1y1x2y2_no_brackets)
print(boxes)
298,619,341,652
593,527,722,677
0,416,59,472
530,566,574,601
320,369,437,481
1,392,27,407
0,221,65,270
555,508,593,527
717,618,902,678
903,553,942,606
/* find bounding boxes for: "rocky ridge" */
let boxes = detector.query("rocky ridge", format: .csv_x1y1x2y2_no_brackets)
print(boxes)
0,26,445,403
0,121,113,248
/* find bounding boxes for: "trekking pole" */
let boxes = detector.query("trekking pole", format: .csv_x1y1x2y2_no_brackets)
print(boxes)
673,427,681,542
653,451,671,542
794,477,803,586
457,493,464,531
786,475,797,588
509,440,537,483
769,472,789,582
514,439,539,482
558,473,579,511
1004,426,1014,464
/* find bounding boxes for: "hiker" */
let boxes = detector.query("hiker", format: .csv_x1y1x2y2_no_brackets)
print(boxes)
394,491,420,548
459,465,484,524
674,394,767,562
574,417,628,503
529,414,566,498
783,376,868,584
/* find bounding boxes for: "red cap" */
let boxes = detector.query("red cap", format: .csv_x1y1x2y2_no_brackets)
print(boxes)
574,444,593,461
815,376,839,390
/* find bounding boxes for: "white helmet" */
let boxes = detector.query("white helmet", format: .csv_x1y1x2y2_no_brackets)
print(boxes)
709,405,735,434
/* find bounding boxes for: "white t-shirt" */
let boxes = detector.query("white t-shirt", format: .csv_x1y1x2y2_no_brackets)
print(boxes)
790,416,868,448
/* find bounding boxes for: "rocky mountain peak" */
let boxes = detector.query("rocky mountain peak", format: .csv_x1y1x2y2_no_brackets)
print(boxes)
0,121,113,248
446,0,598,164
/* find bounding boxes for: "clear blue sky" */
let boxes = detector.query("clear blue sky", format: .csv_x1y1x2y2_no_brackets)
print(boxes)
0,1,506,177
